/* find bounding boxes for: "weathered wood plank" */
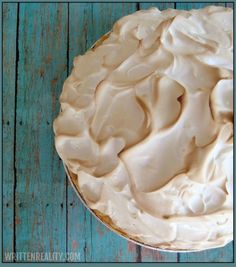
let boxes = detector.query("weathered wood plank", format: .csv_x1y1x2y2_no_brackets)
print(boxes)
2,3,18,262
15,3,68,261
178,242,233,263
67,3,139,262
67,3,93,262
3,1,232,263
138,2,178,262
176,1,233,262
176,2,226,10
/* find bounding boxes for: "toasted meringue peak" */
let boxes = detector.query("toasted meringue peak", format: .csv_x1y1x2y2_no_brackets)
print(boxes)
54,6,233,251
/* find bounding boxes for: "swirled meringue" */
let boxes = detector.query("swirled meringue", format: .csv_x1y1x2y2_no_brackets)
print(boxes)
53,6,233,251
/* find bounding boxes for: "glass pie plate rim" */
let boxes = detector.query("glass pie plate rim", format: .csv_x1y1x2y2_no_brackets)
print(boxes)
61,31,227,253
64,162,208,253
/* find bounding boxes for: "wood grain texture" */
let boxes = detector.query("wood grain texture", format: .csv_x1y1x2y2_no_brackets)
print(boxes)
67,3,92,262
2,2,234,263
67,4,93,261
2,3,18,261
178,242,233,263
14,3,68,261
67,3,139,262
176,2,226,9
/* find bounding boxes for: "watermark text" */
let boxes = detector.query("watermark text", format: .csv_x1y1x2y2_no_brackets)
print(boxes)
4,252,81,262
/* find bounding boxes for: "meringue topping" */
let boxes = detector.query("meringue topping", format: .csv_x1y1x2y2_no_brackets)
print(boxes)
54,6,233,251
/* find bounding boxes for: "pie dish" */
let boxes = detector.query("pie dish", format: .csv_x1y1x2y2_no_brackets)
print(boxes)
53,6,233,251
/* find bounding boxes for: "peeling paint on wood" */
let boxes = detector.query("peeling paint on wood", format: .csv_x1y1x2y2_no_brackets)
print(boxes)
3,2,233,263
14,3,68,260
3,2,18,262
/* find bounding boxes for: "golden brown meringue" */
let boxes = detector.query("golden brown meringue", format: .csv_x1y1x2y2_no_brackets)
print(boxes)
54,6,233,251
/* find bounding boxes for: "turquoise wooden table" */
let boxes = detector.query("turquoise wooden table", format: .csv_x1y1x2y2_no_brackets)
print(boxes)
3,1,233,263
